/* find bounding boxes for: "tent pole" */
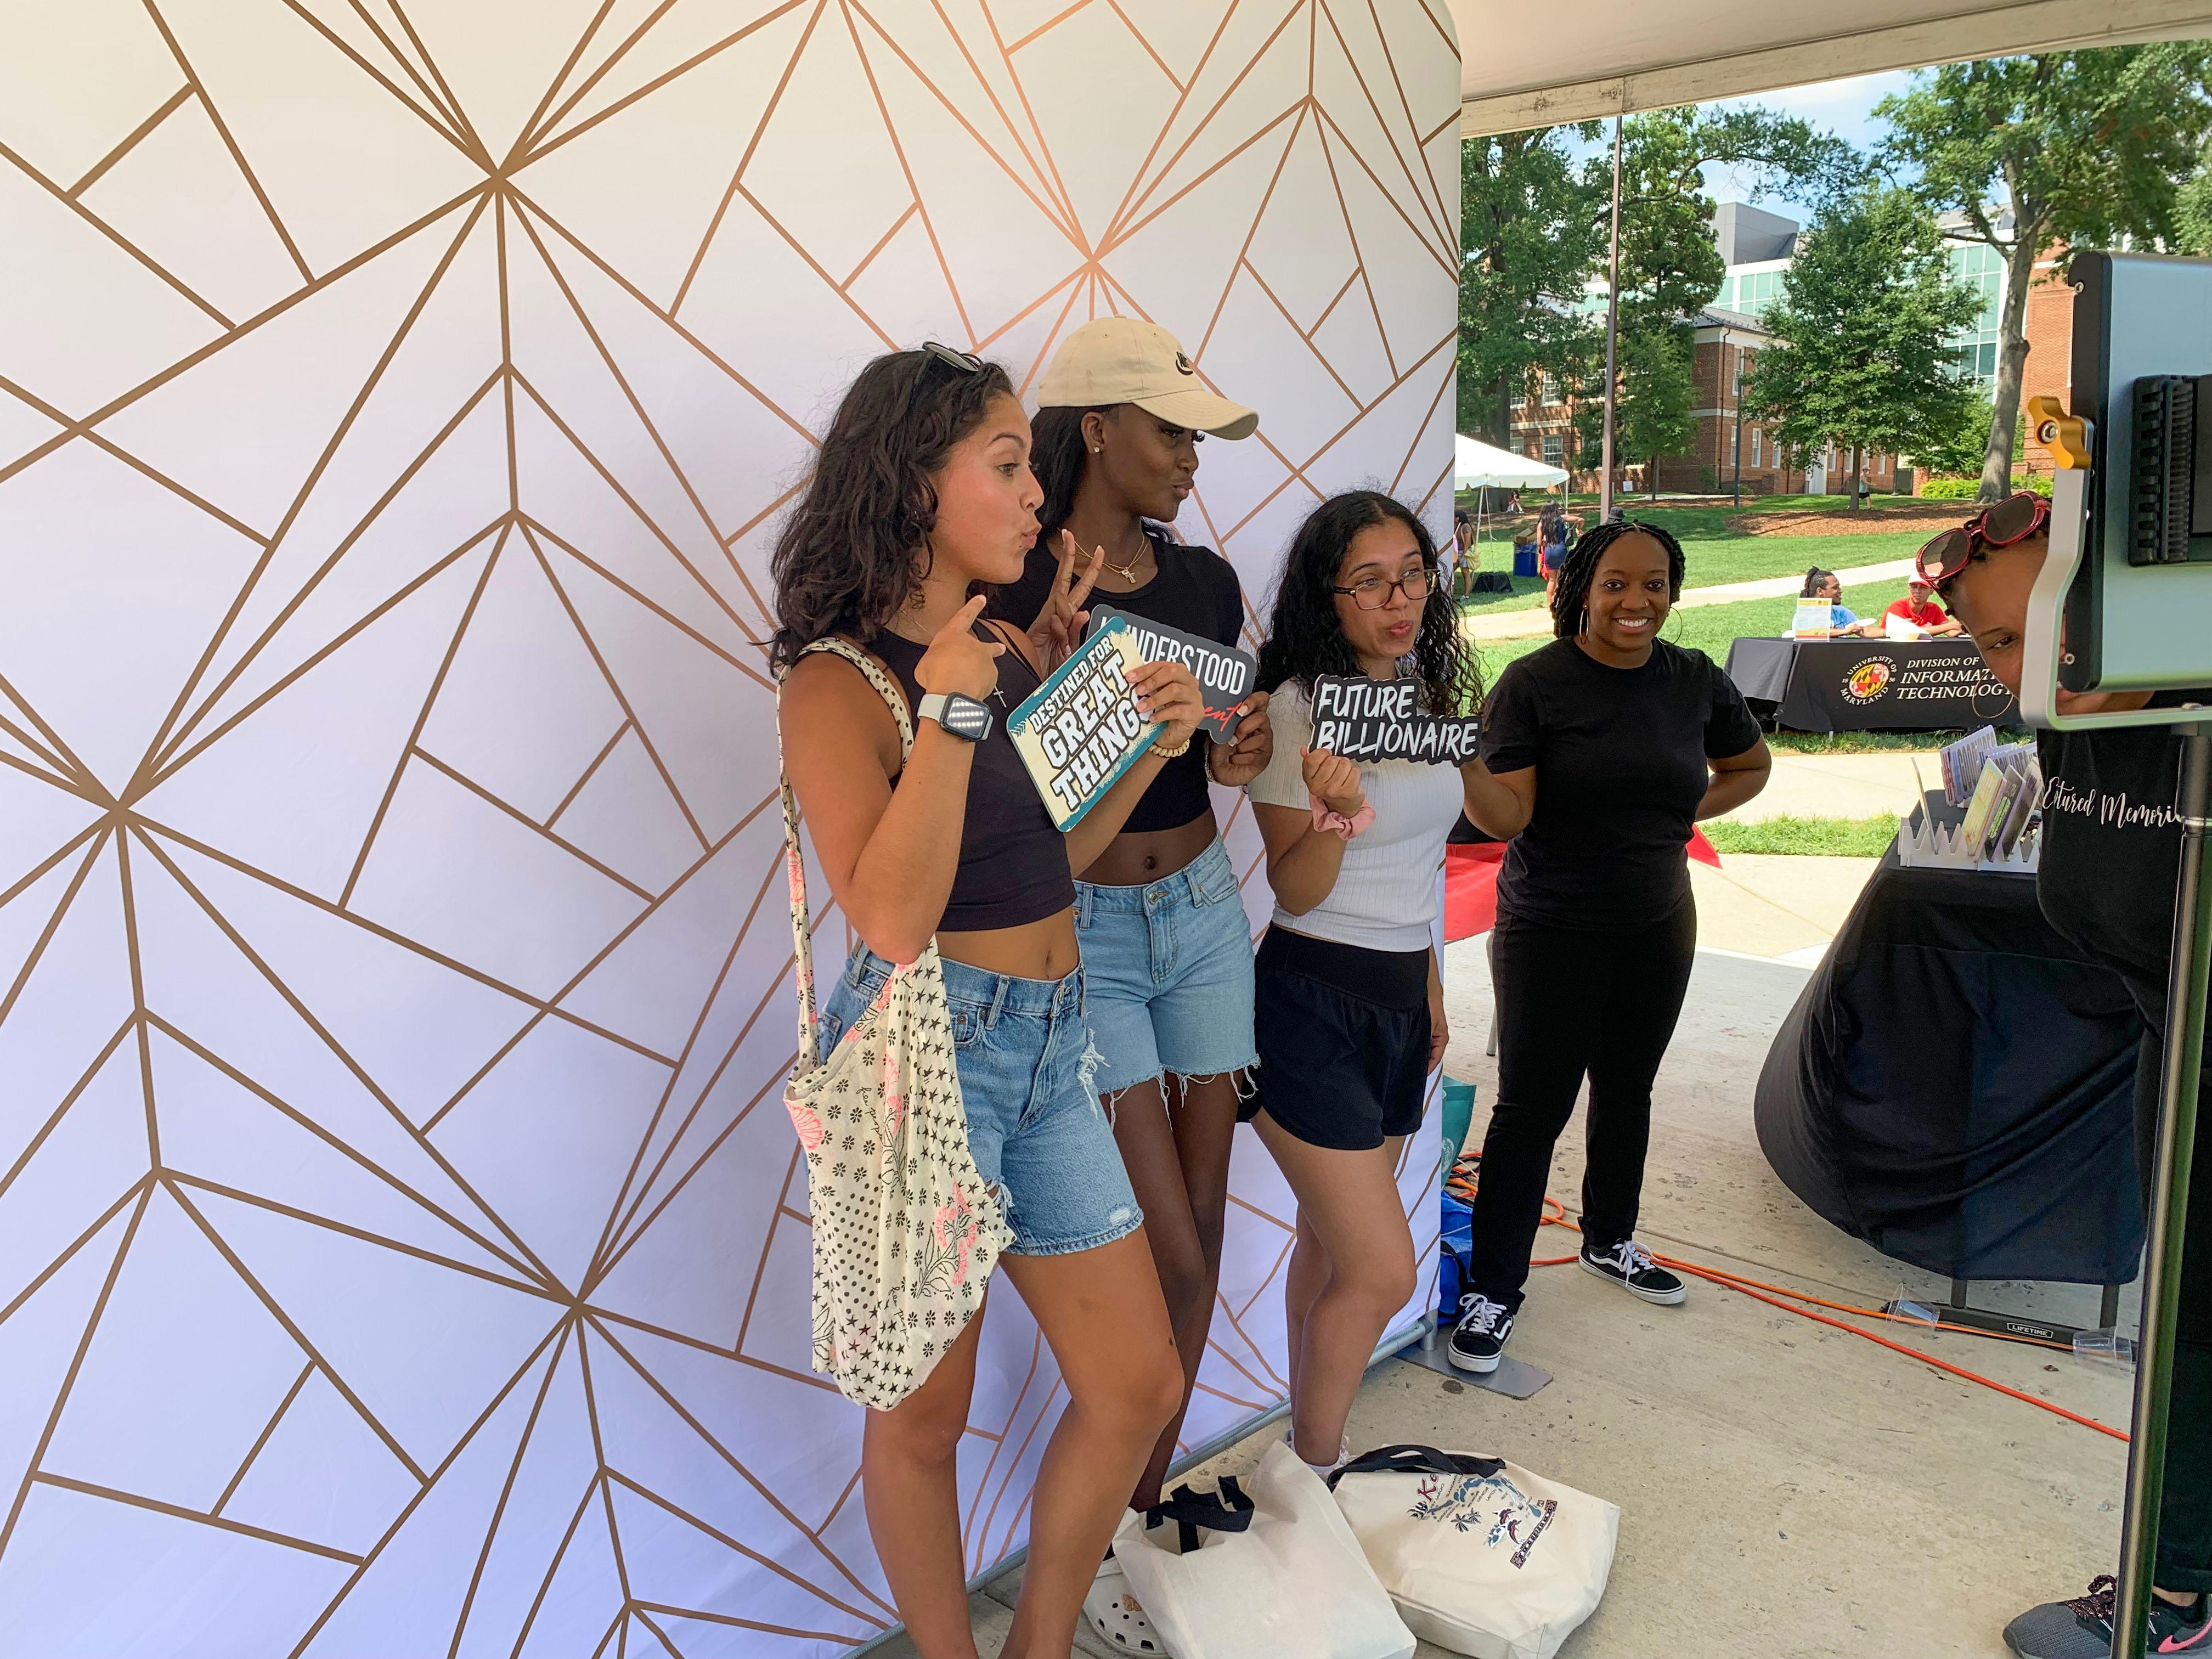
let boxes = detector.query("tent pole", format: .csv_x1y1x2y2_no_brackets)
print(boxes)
1601,112,1623,523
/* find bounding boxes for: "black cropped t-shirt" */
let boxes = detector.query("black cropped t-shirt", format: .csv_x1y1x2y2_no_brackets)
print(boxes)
867,626,1076,932
995,529,1246,833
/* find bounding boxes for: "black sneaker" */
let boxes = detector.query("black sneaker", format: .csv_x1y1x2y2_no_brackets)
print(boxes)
1447,1293,1513,1374
1578,1238,1686,1305
2004,1576,2211,1656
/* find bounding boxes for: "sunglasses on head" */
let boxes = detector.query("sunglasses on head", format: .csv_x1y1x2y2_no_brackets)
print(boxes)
1916,491,2050,590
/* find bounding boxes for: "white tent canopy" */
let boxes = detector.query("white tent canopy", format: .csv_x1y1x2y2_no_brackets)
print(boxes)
1456,433,1570,490
1446,0,2212,134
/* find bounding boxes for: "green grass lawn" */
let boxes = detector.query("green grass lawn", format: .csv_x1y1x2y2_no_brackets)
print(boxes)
1705,814,1901,856
1472,574,1910,676
1458,527,1928,612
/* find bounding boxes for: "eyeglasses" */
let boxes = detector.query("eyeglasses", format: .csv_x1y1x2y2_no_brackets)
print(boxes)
1916,491,2050,590
1331,568,1435,610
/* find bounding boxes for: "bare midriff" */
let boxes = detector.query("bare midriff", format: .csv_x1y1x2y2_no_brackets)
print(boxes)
1074,809,1217,889
935,910,1083,981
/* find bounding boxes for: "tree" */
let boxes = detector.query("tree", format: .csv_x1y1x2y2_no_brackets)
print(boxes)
1457,126,1604,446
1741,188,1984,508
1575,325,1694,496
1878,46,2212,500
1581,106,1860,499
1912,398,2027,480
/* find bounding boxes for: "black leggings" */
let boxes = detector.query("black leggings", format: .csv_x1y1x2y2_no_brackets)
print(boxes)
1463,896,1699,1314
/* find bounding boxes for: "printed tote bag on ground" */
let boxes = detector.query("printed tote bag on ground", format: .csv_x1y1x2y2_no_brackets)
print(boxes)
1328,1444,1619,1659
1109,1439,1416,1659
777,637,1012,1411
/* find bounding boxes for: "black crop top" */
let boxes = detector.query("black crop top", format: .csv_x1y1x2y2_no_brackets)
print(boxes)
995,529,1246,833
866,625,1076,932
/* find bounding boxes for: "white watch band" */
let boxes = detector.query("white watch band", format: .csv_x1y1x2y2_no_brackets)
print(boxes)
917,692,952,728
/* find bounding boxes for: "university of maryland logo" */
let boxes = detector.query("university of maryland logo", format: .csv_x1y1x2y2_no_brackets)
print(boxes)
1842,657,1894,704
1408,1471,1558,1567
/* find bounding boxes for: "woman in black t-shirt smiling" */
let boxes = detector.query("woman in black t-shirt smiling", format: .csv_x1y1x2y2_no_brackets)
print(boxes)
1448,522,1770,1375
995,319,1274,1537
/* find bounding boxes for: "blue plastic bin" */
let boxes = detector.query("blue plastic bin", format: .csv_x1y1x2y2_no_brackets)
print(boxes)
1512,539,1539,577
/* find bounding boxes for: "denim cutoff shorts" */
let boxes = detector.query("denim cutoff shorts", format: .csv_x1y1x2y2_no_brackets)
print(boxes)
1074,837,1259,1099
817,948,1143,1257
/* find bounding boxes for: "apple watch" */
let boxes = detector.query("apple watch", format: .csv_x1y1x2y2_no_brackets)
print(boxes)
917,691,992,743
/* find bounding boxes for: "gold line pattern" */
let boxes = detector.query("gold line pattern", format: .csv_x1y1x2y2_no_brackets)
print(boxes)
0,2,1454,1651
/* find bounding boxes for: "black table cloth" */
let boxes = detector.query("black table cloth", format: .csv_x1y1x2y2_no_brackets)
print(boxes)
1725,636,2017,732
1754,849,2145,1284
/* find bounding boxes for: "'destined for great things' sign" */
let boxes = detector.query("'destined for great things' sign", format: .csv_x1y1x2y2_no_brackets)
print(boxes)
1008,618,1162,828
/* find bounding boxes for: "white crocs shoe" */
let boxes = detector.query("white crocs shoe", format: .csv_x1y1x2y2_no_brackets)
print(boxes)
1085,1554,1172,1655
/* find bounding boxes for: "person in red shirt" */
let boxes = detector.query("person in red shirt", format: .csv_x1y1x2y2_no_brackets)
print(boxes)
1881,572,1962,636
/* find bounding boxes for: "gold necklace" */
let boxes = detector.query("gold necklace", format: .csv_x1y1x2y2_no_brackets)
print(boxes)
1099,538,1149,584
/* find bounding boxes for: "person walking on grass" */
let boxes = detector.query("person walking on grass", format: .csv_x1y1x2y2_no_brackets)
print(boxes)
1448,521,1771,1375
774,346,1204,1659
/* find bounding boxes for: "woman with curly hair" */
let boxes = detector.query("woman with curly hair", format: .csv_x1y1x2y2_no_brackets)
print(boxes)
774,345,1203,1659
1446,521,1770,1378
1242,489,1511,1479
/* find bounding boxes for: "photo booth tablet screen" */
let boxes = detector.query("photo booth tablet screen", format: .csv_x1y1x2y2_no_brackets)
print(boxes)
1008,618,1162,828
1309,676,1481,764
1087,606,1259,743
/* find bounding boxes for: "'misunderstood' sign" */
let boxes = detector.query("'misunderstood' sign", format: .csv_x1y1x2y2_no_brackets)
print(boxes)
1309,675,1480,764
1087,606,1257,743
1008,617,1160,827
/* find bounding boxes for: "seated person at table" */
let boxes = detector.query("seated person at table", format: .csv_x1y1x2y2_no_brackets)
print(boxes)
1881,573,1962,638
1792,567,1877,637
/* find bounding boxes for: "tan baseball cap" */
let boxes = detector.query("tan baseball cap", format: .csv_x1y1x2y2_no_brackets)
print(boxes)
1036,318,1259,439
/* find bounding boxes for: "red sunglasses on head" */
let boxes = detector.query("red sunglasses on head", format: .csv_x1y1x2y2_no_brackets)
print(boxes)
1915,491,2051,590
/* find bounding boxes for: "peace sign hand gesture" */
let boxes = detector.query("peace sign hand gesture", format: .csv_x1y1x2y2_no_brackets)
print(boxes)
1028,530,1104,673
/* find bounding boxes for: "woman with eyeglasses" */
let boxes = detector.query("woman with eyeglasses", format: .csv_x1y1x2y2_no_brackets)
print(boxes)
1447,521,1770,1376
1927,493,2212,1659
990,321,1275,1542
1242,490,1511,1479
774,344,1207,1659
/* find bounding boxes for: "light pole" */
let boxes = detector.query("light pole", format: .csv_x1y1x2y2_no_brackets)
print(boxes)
1600,112,1623,523
1732,345,1745,508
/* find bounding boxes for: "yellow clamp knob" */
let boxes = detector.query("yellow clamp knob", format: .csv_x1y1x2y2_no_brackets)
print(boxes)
2028,396,2091,470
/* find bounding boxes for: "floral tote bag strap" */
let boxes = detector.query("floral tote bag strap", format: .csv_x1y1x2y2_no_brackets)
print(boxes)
777,637,916,1072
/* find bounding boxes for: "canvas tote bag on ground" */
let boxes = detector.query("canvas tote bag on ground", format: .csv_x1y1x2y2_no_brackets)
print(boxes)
1109,1439,1415,1659
776,637,1012,1411
1328,1444,1618,1659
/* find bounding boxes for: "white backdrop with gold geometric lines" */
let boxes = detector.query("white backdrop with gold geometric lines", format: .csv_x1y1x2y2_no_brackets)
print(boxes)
0,2,1460,1654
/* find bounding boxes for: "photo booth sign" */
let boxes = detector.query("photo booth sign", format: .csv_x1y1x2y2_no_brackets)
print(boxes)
1311,676,1482,764
1008,619,1160,827
1087,606,1259,744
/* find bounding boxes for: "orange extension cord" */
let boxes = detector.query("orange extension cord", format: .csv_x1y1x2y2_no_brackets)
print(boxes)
1443,1160,2130,1443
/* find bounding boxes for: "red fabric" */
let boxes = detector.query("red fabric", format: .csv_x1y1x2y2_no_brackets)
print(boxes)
1885,597,1947,628
1445,828,1720,943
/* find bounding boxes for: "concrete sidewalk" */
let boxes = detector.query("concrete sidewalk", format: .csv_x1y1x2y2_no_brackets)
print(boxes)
1462,556,1918,641
1715,751,1930,825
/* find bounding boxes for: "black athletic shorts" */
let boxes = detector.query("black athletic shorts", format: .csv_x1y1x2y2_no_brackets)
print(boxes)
1245,927,1431,1151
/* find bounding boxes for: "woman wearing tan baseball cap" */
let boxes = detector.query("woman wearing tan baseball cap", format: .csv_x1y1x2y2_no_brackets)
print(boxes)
995,317,1271,1647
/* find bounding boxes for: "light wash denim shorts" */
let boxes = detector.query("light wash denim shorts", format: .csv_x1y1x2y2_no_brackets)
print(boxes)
818,948,1143,1257
1073,837,1259,1099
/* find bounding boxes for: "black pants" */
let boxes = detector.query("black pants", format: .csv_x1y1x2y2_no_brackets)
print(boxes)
1463,896,1699,1314
2123,970,2212,1594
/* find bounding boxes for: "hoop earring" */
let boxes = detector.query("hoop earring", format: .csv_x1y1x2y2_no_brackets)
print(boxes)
1578,607,1589,637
